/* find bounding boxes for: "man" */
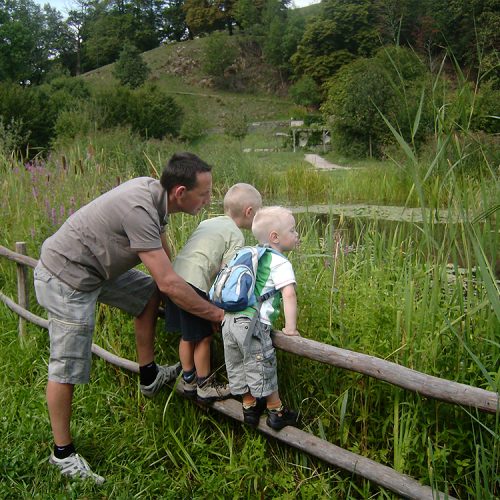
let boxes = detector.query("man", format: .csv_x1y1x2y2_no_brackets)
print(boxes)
34,152,223,483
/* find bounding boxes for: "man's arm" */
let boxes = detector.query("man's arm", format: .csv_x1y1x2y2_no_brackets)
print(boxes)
281,284,300,336
139,248,223,323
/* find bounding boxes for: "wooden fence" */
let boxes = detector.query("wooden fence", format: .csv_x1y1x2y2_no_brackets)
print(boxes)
2,242,498,498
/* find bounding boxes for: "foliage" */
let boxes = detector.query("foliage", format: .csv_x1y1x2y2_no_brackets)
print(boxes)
1,134,498,497
291,0,380,84
113,42,151,89
201,32,238,83
321,46,433,158
129,84,183,139
289,76,321,107
179,112,209,143
0,82,55,152
0,0,71,83
223,110,247,144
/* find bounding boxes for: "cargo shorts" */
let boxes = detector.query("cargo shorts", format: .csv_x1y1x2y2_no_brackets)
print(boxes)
222,313,278,398
34,263,156,384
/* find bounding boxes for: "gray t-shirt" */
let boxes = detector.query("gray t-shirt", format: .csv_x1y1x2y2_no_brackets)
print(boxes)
40,177,167,291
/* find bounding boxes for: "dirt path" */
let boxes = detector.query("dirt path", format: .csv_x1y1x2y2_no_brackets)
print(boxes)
304,154,351,170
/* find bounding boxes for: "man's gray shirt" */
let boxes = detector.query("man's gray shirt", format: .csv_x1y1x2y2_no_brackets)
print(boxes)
40,177,167,291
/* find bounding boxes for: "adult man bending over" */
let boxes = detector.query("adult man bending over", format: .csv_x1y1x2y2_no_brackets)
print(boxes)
34,152,223,483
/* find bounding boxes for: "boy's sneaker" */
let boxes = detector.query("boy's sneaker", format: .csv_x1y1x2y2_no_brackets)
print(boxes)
49,453,105,484
266,407,299,430
243,398,267,427
140,362,181,398
197,377,231,403
180,376,197,398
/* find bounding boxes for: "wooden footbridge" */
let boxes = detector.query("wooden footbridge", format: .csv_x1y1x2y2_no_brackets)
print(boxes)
1,243,498,499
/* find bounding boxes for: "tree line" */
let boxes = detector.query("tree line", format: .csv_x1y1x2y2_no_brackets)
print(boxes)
0,0,498,160
1,0,497,85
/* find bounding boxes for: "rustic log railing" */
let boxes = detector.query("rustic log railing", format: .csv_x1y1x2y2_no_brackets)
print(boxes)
2,242,498,498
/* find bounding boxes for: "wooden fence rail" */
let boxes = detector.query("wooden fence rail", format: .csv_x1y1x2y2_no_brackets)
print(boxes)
2,242,497,499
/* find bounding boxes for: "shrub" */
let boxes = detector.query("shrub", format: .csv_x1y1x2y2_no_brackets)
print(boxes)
130,84,182,139
223,111,247,144
91,86,133,130
113,43,151,89
289,76,322,108
53,108,93,140
202,33,238,81
179,112,209,143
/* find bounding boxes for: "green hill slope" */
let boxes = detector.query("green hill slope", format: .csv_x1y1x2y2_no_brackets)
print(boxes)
82,35,300,129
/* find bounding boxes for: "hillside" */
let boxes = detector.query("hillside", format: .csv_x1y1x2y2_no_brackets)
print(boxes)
82,34,301,129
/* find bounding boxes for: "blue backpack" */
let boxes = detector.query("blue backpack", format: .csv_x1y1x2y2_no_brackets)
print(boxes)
209,246,278,312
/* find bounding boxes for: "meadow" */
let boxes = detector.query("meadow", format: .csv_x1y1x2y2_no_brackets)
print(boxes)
1,120,498,499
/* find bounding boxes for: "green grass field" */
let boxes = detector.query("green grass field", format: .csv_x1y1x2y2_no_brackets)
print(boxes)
1,134,498,497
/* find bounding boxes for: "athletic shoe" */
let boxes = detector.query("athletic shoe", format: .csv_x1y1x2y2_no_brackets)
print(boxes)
243,398,267,427
197,377,231,403
49,453,105,484
180,376,197,398
140,362,181,398
266,407,299,430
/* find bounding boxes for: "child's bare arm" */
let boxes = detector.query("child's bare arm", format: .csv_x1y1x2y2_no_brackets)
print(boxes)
281,284,300,336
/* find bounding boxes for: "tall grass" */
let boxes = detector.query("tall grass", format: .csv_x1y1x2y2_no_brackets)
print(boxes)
1,76,498,497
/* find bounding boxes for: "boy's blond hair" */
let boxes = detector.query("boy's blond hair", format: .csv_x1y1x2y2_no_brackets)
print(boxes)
223,183,262,217
252,206,293,244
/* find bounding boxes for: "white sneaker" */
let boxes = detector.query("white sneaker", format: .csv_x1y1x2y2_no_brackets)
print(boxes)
49,453,105,484
180,376,197,398
197,377,231,403
140,362,181,398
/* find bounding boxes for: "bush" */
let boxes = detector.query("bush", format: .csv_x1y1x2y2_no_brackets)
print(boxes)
91,86,133,130
202,33,238,82
129,84,182,139
53,108,93,140
179,113,209,143
223,111,247,144
289,76,322,108
321,46,433,158
0,82,55,152
113,43,151,89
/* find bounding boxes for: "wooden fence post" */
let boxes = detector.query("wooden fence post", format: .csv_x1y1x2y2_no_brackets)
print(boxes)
15,242,29,338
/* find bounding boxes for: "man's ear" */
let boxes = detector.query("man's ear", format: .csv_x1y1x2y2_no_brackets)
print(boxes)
173,185,186,199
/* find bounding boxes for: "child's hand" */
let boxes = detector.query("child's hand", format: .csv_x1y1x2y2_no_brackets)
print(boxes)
282,328,300,337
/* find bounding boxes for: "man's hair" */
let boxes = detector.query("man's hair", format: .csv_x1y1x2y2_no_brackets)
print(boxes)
160,152,212,193
223,183,262,217
252,206,293,244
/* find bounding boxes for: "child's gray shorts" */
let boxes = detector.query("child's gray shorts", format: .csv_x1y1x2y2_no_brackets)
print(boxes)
34,263,156,384
222,314,278,398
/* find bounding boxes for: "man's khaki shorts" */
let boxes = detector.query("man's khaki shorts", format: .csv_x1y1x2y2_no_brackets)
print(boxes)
34,263,156,384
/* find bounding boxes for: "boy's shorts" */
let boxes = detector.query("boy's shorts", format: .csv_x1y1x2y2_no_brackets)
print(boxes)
165,284,213,342
34,263,156,384
222,314,278,398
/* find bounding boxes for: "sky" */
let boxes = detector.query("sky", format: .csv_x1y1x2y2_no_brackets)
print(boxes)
34,0,321,15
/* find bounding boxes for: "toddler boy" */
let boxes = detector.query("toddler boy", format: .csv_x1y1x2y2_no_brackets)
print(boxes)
222,206,300,430
166,183,262,402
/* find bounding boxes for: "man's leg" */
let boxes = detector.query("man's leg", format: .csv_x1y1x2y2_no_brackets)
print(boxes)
46,381,74,446
134,288,161,366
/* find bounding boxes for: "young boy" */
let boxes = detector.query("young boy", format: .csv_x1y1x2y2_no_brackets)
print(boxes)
222,206,300,430
166,183,262,402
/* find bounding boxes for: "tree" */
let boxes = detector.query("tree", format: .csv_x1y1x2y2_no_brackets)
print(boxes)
202,32,238,82
113,42,150,88
0,0,70,83
161,0,190,41
291,0,380,84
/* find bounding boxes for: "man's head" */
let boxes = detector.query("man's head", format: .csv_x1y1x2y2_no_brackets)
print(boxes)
223,183,262,229
161,152,213,215
252,206,299,253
